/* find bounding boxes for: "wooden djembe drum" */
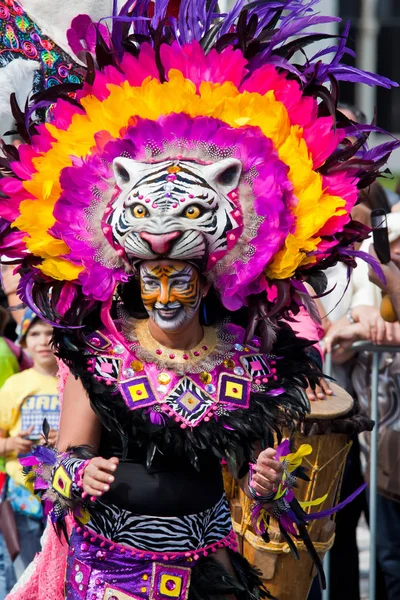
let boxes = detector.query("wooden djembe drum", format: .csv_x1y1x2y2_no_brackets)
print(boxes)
224,383,358,600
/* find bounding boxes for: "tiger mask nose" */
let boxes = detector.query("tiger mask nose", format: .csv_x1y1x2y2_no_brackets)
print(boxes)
140,231,181,254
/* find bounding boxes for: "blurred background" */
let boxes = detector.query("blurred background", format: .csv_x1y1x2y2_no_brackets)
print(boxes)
221,0,400,191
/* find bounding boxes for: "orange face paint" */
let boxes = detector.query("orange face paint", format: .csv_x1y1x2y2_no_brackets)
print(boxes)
140,261,201,331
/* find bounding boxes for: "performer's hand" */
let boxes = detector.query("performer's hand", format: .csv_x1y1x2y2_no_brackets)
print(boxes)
82,456,119,497
305,377,333,401
250,448,283,497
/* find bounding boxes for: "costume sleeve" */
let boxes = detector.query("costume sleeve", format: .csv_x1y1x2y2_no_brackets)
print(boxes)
20,438,95,530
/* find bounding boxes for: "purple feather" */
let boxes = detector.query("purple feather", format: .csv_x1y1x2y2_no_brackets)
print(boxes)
306,484,367,520
32,445,59,466
339,248,386,284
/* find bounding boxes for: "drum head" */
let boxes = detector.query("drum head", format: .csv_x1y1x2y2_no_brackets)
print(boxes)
307,382,353,419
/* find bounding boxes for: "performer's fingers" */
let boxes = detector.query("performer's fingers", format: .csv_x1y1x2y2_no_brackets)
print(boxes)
254,467,281,486
320,379,333,396
256,456,282,474
83,475,110,494
259,448,277,459
83,484,104,497
90,457,118,474
251,471,276,489
249,477,274,496
85,466,114,484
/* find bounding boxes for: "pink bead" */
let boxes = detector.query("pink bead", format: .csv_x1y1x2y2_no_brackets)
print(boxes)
156,349,162,355
169,353,175,359
202,346,208,351
138,195,144,200
194,351,200,356
183,354,189,360
83,531,89,539
180,198,185,203
180,423,187,429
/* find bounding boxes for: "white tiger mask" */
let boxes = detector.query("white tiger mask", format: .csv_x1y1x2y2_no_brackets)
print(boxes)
108,157,243,268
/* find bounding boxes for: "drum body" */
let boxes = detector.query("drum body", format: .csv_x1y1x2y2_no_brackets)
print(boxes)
225,383,361,600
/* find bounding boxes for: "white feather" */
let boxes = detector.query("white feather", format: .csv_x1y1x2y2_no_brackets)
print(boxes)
0,58,39,137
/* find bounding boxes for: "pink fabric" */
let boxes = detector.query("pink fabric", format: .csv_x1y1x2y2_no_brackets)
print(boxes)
7,516,72,600
56,358,70,407
287,306,324,359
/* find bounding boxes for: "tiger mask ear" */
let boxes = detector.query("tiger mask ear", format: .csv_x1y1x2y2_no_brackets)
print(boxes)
202,158,242,195
113,157,144,190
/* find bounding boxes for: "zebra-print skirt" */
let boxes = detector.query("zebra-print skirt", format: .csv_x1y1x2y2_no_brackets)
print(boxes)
86,493,233,552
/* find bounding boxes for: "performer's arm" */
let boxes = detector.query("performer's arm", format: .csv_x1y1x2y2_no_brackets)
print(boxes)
57,373,119,498
57,372,102,451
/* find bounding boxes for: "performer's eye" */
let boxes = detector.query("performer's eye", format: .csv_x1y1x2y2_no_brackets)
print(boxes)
131,204,149,219
183,205,202,220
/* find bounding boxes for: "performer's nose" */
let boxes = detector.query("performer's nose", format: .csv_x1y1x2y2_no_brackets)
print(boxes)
140,231,180,254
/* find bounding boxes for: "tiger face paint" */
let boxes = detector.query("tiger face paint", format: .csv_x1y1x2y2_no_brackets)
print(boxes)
140,261,202,331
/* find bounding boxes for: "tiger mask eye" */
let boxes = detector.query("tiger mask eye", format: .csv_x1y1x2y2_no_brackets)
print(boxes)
183,205,202,219
131,204,149,219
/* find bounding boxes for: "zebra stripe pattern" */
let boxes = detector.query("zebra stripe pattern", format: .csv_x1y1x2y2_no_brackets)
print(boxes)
87,494,233,552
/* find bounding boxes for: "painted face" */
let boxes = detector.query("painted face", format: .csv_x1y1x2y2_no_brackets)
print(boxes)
140,261,202,332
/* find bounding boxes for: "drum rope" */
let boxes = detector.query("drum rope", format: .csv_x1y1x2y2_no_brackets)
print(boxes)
236,527,336,554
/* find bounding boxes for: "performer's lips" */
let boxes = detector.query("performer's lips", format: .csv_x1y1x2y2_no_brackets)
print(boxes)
157,308,180,319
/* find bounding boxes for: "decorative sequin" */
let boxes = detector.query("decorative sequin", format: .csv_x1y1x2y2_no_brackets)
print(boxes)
199,372,212,384
113,344,124,355
205,384,216,393
131,360,144,372
158,373,171,385
233,367,245,376
234,344,243,351
75,571,83,584
123,368,135,378
223,359,235,369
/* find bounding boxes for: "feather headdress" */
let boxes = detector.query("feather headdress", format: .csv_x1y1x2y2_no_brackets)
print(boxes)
0,0,398,327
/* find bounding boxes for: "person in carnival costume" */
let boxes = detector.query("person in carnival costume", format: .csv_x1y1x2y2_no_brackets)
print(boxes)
0,1,398,599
